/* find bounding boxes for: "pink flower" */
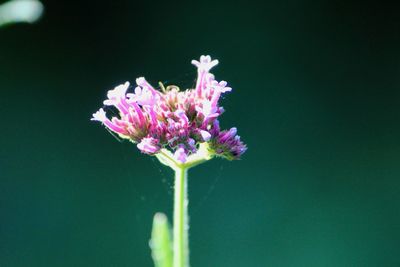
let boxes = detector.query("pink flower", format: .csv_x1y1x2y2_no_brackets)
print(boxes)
127,77,160,107
199,130,211,142
91,108,127,135
137,137,160,154
92,55,246,162
191,55,219,98
191,55,219,72
174,146,187,163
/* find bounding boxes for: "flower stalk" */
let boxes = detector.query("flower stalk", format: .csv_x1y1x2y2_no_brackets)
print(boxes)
174,166,188,267
156,147,211,267
155,142,215,267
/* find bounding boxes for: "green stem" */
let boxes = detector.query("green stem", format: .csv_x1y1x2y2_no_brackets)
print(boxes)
155,145,212,267
173,166,189,267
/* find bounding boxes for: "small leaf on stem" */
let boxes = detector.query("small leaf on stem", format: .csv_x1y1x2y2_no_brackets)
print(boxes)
150,213,173,267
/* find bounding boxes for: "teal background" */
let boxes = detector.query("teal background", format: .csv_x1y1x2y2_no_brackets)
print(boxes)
1,0,400,266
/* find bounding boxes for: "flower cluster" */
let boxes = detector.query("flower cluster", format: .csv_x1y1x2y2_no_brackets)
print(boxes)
91,55,246,163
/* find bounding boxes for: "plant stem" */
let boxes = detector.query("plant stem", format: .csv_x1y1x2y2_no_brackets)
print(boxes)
173,166,189,267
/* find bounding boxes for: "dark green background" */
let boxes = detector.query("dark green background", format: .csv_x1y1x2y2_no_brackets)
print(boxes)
1,0,400,266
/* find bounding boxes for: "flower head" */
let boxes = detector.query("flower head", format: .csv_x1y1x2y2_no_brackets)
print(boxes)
92,55,246,163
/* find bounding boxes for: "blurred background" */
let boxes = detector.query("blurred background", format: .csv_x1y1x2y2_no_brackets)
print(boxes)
1,0,400,266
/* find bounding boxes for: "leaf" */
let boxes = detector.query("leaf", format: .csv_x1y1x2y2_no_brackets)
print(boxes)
149,213,173,267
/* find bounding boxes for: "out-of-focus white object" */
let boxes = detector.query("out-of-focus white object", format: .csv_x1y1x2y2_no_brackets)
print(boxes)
0,0,43,26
